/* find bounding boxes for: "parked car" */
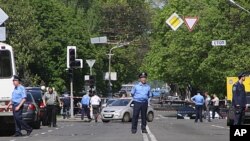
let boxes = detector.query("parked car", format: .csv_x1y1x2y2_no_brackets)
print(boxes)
101,98,117,109
176,105,196,119
22,92,41,129
26,87,47,126
101,98,154,123
226,95,250,126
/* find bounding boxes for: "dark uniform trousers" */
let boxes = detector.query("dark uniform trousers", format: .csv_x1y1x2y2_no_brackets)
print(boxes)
234,106,246,125
81,105,91,119
195,105,203,122
46,105,57,126
12,104,32,134
132,101,148,131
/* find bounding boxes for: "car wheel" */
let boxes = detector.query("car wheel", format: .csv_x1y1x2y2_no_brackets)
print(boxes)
122,113,130,122
147,112,154,122
102,119,110,123
33,120,41,129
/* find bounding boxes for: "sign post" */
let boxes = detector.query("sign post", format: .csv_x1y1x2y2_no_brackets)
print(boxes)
166,13,184,31
0,8,9,41
184,17,199,32
212,40,227,46
86,59,96,75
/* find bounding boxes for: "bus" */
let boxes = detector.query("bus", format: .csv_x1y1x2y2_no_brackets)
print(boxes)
0,42,16,131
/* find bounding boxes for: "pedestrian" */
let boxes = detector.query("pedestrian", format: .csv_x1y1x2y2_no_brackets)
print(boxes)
43,87,62,127
90,90,101,122
204,92,211,122
191,92,204,123
6,75,32,137
81,91,92,121
211,94,223,119
232,72,248,125
131,72,151,134
62,93,70,119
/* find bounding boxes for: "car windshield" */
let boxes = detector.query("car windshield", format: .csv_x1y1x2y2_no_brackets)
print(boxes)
26,93,33,102
107,99,116,105
27,90,42,102
110,99,131,106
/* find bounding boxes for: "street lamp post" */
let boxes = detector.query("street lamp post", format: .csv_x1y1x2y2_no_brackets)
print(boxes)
107,43,129,98
229,0,250,14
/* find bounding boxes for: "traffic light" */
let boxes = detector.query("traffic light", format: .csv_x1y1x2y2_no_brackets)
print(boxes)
67,46,83,68
67,46,76,68
89,75,95,89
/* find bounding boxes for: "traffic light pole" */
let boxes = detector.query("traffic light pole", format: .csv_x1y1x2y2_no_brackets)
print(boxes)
69,69,74,118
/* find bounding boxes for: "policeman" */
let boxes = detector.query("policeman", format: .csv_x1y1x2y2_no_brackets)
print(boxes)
6,75,32,137
232,72,248,125
191,92,204,123
131,72,151,134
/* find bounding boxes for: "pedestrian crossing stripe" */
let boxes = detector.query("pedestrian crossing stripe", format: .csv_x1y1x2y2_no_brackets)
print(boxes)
166,13,184,31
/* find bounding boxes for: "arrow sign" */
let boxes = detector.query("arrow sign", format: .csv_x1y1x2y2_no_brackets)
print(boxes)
184,17,198,32
86,59,96,68
0,8,9,25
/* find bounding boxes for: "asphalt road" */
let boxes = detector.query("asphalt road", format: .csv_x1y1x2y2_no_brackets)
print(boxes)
0,111,229,141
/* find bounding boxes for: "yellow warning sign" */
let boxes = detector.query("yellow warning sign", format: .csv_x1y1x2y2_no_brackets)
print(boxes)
166,13,184,31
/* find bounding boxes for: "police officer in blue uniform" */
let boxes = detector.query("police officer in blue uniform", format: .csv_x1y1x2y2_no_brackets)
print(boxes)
232,72,248,125
131,72,151,134
6,75,32,136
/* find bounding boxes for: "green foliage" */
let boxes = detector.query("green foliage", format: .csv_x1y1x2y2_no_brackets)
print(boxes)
142,0,250,97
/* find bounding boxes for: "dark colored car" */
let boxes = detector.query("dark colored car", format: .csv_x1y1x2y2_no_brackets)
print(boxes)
26,87,47,126
22,92,41,129
226,95,250,126
176,105,196,119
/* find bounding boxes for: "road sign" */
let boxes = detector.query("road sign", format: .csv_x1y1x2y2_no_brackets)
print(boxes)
166,13,184,31
212,40,226,46
86,59,96,68
0,8,9,25
90,36,107,44
0,27,6,41
104,72,117,81
184,17,198,32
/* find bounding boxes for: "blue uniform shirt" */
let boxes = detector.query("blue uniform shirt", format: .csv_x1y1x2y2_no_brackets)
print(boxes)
131,82,151,103
191,94,204,106
232,81,247,107
12,85,27,104
81,95,90,106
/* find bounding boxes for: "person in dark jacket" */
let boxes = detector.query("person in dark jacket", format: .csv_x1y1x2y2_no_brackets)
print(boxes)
232,72,248,125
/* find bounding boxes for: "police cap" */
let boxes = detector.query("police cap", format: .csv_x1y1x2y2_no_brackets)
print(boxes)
139,72,147,78
13,75,21,81
238,72,246,79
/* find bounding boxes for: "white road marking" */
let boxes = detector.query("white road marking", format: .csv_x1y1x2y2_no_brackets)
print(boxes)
142,133,149,141
146,126,158,141
211,125,225,129
41,132,46,135
48,130,53,132
10,139,16,141
55,128,59,130
34,134,39,136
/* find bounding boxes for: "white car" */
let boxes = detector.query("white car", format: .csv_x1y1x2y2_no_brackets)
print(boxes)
101,98,154,123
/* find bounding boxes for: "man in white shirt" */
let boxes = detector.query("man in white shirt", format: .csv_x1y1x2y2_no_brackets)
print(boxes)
211,94,223,119
90,90,101,122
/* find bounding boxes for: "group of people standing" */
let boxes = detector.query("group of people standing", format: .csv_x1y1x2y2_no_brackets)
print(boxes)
191,92,223,123
80,90,101,122
192,72,248,125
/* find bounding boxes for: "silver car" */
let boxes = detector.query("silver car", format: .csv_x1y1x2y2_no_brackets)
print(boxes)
101,98,154,122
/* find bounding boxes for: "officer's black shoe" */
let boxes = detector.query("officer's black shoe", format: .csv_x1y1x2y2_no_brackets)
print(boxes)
27,129,33,136
131,129,137,134
53,125,57,127
13,133,22,137
142,129,148,134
